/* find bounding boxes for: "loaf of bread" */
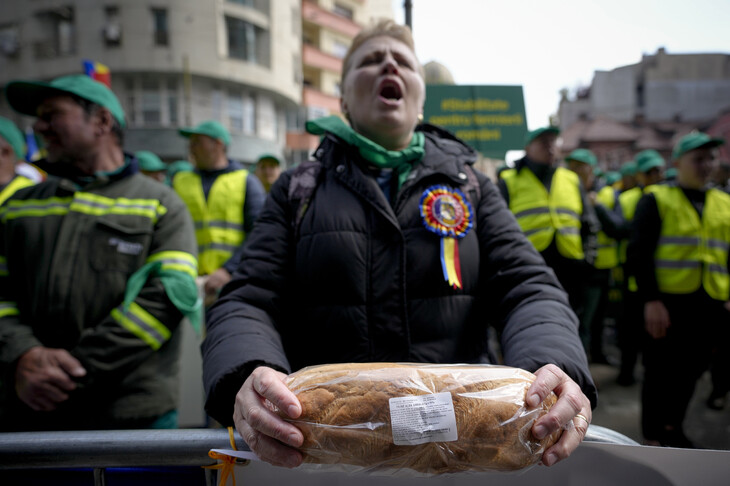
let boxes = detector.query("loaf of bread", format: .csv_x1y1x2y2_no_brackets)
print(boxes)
281,363,562,474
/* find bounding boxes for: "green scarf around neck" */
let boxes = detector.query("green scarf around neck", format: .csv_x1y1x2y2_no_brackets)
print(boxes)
306,115,425,190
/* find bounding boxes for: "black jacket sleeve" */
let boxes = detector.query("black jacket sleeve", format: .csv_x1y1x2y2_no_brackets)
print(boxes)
475,174,597,408
627,193,662,302
202,172,294,425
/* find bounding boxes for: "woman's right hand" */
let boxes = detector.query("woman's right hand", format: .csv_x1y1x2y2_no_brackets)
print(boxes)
233,366,304,468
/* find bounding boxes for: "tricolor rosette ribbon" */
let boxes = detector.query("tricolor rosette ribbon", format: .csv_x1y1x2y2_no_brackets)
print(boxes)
419,185,473,289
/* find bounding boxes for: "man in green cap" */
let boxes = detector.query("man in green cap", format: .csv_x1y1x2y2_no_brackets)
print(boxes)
619,161,638,192
499,128,599,319
565,148,625,363
628,132,729,447
0,74,199,431
254,153,283,193
0,116,36,205
174,120,266,306
135,150,167,183
615,149,666,386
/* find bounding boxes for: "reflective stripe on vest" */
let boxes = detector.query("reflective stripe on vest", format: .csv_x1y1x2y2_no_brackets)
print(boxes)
652,185,730,301
595,185,619,269
503,167,584,259
0,175,35,206
173,170,247,275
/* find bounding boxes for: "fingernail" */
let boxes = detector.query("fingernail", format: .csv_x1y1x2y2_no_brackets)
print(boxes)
534,424,547,439
288,432,301,446
543,452,557,466
288,404,300,417
526,393,540,408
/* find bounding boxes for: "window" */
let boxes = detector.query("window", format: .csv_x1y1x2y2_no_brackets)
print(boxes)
212,88,224,121
34,6,75,59
332,3,354,20
103,6,122,47
167,79,179,125
141,79,161,125
0,24,20,58
124,78,136,125
332,40,348,60
228,0,270,14
225,16,270,66
227,91,244,132
242,94,256,135
151,8,168,46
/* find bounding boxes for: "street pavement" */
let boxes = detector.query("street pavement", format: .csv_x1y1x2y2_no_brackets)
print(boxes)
588,327,730,450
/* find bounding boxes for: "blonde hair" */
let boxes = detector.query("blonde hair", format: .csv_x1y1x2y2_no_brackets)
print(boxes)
340,19,423,86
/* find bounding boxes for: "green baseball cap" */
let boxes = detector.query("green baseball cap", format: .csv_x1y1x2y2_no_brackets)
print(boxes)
257,153,281,165
605,171,621,185
525,126,560,146
565,148,597,167
0,116,25,160
5,74,126,128
179,120,231,146
135,150,167,172
664,167,678,180
634,149,665,173
619,161,637,177
167,159,194,175
672,132,724,160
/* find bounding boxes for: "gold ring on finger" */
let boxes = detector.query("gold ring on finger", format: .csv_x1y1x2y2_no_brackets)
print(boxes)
574,413,590,425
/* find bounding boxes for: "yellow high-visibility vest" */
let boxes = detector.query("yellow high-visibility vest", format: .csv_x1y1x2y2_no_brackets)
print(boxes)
595,185,619,269
0,175,35,206
173,170,247,275
502,166,584,259
652,185,730,301
617,186,644,264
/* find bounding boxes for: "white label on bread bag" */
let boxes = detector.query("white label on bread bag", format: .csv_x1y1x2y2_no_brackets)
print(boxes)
389,392,458,445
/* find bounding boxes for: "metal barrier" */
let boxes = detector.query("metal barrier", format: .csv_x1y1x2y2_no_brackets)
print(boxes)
0,426,637,484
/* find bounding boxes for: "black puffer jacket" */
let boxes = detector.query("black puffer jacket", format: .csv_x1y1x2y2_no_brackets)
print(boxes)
202,125,596,425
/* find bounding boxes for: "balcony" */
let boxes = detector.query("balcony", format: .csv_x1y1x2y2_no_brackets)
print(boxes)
302,43,343,74
303,86,341,113
302,1,361,38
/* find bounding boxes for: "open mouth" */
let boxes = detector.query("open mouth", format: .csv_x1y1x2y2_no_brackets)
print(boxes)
379,81,403,102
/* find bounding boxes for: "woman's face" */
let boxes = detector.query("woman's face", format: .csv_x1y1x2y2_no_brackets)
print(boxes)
341,35,425,151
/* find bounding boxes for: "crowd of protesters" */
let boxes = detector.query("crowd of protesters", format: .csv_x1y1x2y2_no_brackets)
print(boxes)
0,19,727,464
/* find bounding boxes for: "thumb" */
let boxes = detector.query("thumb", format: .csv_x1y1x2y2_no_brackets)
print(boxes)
56,350,87,378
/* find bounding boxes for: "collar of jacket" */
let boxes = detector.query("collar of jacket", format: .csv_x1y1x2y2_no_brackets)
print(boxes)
317,123,478,189
37,152,138,191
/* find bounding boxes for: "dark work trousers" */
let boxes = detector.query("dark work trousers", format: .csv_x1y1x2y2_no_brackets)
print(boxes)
541,244,588,331
641,292,727,441
617,285,643,382
580,268,611,360
708,322,730,400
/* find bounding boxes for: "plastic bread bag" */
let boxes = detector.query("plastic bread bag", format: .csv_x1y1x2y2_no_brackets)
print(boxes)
277,362,563,475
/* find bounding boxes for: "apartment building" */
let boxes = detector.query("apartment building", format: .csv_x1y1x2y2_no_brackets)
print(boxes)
0,0,393,166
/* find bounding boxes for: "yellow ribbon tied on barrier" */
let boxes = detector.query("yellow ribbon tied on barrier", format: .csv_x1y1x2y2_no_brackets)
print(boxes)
204,427,242,486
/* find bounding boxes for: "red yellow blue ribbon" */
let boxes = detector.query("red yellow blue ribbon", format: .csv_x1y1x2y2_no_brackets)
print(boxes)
420,185,473,289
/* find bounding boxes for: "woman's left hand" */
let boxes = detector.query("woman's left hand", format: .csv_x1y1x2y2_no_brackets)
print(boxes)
526,364,592,466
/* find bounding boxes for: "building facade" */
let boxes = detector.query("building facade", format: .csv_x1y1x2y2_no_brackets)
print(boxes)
286,0,393,165
0,0,393,166
558,48,730,169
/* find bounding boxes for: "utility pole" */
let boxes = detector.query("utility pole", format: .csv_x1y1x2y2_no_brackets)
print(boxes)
404,0,412,30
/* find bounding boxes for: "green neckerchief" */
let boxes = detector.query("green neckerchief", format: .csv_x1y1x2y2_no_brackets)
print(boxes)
306,115,425,190
123,261,202,334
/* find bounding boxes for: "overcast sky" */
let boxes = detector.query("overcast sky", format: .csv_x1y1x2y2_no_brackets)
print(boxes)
390,0,729,130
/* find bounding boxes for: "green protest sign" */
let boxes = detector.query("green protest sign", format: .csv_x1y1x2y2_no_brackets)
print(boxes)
424,85,527,160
